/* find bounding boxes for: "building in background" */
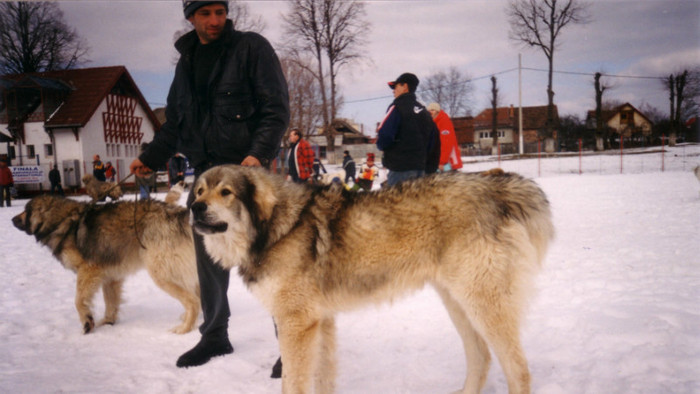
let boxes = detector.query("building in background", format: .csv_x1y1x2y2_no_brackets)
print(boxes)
0,66,160,191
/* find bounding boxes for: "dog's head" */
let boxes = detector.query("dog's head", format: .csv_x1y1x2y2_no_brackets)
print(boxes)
81,174,94,185
12,195,82,242
191,165,277,236
190,165,279,268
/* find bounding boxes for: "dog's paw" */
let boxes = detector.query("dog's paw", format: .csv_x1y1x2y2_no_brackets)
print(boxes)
83,315,95,334
171,322,195,334
98,318,116,327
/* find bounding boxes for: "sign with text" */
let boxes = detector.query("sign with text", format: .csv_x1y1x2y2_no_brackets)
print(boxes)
10,166,44,184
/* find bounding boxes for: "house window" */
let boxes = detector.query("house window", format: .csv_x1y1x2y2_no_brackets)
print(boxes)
27,145,35,159
621,110,634,125
8,146,16,159
479,131,505,139
44,144,53,157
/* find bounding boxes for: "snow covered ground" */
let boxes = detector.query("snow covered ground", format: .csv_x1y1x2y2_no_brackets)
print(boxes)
1,145,699,393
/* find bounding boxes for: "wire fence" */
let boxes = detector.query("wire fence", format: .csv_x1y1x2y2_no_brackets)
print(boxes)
459,143,700,179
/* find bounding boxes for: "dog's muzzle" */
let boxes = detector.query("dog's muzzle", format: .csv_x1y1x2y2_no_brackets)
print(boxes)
12,213,28,233
190,201,229,234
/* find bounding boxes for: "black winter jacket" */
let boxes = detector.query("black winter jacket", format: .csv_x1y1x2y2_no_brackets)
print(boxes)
140,20,290,171
377,93,440,173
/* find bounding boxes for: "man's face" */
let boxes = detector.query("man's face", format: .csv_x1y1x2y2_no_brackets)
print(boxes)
289,132,300,144
393,82,409,98
188,4,227,44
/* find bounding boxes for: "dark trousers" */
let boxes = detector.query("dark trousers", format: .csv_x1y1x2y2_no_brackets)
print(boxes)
0,185,11,207
188,183,231,338
50,183,65,196
344,170,355,184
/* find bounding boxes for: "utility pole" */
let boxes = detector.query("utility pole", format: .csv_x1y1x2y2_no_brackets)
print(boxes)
518,53,524,155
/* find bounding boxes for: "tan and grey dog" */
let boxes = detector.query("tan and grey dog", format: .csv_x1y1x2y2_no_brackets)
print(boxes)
12,194,199,334
191,165,554,394
82,174,123,202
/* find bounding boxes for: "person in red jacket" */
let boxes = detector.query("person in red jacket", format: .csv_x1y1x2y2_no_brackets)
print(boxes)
427,102,463,172
0,158,14,207
287,128,314,182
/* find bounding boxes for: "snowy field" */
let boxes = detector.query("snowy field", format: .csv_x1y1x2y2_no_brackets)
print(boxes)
1,145,699,393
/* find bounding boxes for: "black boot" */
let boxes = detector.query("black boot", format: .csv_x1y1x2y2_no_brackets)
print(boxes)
176,335,233,368
270,356,283,378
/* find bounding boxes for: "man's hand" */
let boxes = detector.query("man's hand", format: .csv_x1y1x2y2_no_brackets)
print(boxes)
129,158,153,177
240,155,261,167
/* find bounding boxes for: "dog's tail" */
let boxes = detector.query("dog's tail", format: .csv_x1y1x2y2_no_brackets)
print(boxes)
495,174,555,267
165,181,187,205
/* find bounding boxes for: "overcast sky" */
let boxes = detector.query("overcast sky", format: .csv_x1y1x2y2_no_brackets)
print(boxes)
59,0,700,133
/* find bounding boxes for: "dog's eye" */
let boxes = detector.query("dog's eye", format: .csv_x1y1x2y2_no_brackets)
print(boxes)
221,189,232,197
196,188,204,196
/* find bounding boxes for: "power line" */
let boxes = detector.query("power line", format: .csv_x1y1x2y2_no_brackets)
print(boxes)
344,67,519,105
344,66,665,106
522,67,664,80
145,67,667,109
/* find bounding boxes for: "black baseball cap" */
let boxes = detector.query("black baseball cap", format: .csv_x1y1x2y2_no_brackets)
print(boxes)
388,73,419,92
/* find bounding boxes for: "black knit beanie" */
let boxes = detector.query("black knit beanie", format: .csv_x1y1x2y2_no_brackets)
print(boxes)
183,1,229,18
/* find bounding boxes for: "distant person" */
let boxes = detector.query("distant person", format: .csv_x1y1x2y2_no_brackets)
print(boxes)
49,164,65,196
352,152,379,191
168,153,187,187
427,102,463,172
0,158,13,207
342,150,356,184
136,143,156,199
287,128,314,183
105,161,116,182
376,72,440,187
92,155,106,182
312,156,327,182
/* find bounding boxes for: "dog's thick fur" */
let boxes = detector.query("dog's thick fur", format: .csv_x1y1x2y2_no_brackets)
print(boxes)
82,174,123,202
12,194,199,334
191,165,554,394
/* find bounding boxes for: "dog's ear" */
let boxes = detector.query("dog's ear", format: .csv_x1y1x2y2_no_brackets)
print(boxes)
246,172,277,223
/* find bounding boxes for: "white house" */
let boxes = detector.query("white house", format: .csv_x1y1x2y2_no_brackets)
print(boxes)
0,66,160,191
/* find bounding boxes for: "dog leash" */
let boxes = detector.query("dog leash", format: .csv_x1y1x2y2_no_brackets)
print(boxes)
90,171,150,250
93,172,135,202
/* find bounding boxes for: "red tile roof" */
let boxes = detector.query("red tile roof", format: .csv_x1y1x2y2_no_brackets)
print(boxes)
474,105,558,130
2,66,159,129
452,116,474,144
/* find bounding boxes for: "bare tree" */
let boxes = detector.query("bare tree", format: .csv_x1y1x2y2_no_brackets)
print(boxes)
664,69,697,146
282,0,329,147
280,56,324,138
420,67,474,117
282,0,369,163
228,1,266,32
682,68,700,121
321,0,368,123
507,0,590,148
491,76,499,152
0,1,90,74
594,72,614,150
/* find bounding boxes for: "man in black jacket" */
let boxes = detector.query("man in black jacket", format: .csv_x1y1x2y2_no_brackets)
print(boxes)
130,1,289,370
168,153,187,186
376,72,440,186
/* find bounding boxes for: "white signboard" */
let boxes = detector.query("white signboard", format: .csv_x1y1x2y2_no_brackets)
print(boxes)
10,166,44,184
